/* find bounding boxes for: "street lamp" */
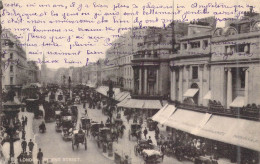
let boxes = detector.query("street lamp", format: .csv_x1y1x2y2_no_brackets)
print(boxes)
68,76,71,98
2,89,20,164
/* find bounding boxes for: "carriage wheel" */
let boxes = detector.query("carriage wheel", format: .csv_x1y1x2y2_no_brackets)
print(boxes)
85,138,87,150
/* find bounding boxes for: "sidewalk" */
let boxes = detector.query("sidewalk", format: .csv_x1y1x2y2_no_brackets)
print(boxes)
2,110,39,164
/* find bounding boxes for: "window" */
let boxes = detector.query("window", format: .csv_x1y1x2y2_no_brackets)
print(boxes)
192,66,198,79
10,77,13,85
154,50,158,57
10,53,13,59
183,43,187,50
203,40,208,49
10,65,13,72
190,41,200,49
236,44,250,53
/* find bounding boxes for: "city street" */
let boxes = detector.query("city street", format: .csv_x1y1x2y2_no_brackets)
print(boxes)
32,105,113,164
30,102,192,164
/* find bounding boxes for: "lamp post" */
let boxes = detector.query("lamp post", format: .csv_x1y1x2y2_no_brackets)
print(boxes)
107,79,114,121
68,76,71,98
3,89,20,164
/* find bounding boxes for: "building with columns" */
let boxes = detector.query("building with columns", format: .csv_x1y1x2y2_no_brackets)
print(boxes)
132,23,189,100
153,13,260,163
169,21,214,106
210,11,260,109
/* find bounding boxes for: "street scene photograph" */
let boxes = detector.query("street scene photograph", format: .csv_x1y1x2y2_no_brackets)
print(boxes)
0,0,260,163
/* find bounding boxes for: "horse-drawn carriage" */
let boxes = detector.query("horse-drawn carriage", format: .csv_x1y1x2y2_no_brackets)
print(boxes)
142,149,163,164
147,118,158,131
91,122,101,137
129,123,142,140
114,118,125,138
55,111,62,132
25,99,43,119
80,116,91,136
72,129,87,150
70,106,78,118
61,116,74,140
134,140,154,156
97,128,113,148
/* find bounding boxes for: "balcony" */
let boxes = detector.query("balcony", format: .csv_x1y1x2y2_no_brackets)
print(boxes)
133,53,159,60
173,100,260,121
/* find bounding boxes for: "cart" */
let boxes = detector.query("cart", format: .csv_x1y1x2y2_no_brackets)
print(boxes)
72,130,87,150
142,149,163,164
55,111,62,132
134,140,154,156
129,123,142,140
80,116,91,135
147,118,158,131
61,116,74,140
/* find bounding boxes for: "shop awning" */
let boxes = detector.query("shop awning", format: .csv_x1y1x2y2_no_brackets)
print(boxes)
113,88,121,97
152,104,177,124
164,109,211,134
118,98,161,109
230,96,245,107
143,100,163,109
96,86,109,96
122,99,145,109
183,89,199,97
195,115,260,152
115,92,130,102
115,92,125,101
203,91,211,100
117,98,130,107
118,92,130,102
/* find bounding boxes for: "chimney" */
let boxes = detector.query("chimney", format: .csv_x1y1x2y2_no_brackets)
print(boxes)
250,6,253,14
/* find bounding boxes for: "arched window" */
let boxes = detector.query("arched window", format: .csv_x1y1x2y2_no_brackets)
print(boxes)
213,28,223,37
252,21,260,31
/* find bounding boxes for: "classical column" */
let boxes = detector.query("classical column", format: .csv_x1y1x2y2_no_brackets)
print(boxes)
139,68,142,94
227,68,232,109
186,65,190,90
244,68,249,105
171,69,176,101
144,68,148,94
178,66,183,102
156,68,159,94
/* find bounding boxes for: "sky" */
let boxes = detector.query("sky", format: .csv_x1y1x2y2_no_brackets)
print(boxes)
1,0,260,69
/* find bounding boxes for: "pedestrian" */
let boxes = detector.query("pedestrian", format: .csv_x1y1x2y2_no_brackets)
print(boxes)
25,116,28,126
22,129,26,140
83,101,86,109
28,139,34,152
37,148,43,164
22,120,26,129
21,140,27,153
143,127,148,139
147,136,152,144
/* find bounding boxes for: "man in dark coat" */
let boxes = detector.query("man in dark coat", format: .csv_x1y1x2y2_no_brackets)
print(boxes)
28,139,34,152
37,148,43,164
21,140,27,153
